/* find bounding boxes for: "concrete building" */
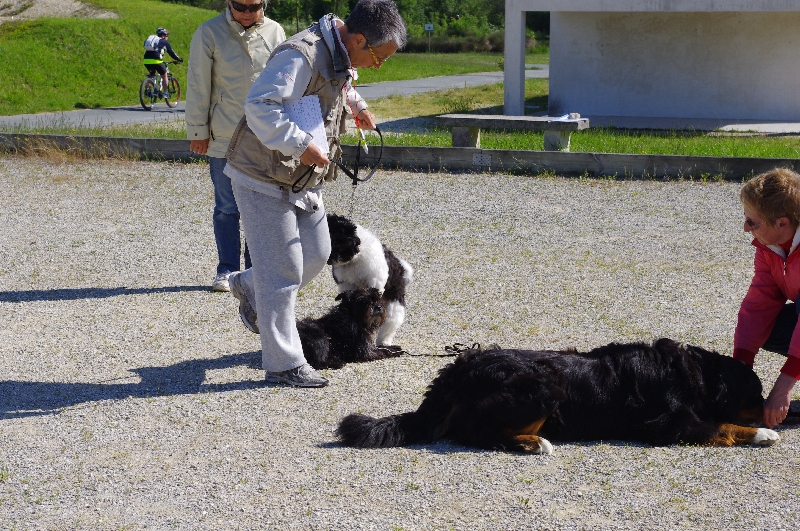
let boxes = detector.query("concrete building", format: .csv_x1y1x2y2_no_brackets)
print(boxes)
504,1,800,128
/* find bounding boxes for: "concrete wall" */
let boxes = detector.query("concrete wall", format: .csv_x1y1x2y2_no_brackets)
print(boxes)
508,0,800,11
548,11,800,120
503,0,800,118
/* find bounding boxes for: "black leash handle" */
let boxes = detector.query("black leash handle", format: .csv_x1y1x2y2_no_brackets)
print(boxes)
291,163,317,194
291,126,383,193
334,125,383,186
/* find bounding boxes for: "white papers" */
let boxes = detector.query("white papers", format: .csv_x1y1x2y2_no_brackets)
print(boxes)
285,95,329,156
548,113,589,123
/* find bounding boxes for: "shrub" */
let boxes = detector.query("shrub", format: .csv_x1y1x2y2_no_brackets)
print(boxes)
401,32,535,54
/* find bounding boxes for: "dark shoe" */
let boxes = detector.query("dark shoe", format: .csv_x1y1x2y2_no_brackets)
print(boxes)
265,363,328,388
229,271,258,334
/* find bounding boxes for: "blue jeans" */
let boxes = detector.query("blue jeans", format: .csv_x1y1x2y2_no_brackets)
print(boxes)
210,157,251,276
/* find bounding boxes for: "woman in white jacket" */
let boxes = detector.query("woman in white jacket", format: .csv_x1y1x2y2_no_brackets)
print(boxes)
186,1,286,292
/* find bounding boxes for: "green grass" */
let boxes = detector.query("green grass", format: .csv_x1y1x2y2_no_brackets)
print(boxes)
0,1,546,116
0,0,215,116
357,52,502,84
346,128,800,159
4,34,796,160
357,46,549,84
363,78,548,119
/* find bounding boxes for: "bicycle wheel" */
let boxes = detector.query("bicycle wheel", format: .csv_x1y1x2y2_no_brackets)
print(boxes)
140,77,157,111
165,75,181,108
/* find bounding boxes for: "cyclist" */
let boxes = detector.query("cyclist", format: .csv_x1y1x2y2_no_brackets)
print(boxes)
143,28,183,97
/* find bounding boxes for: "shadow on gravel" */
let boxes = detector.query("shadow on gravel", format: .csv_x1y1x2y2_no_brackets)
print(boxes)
0,285,210,303
0,351,263,419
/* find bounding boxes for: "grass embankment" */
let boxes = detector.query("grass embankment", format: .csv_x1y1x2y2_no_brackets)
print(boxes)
0,0,214,115
0,0,543,118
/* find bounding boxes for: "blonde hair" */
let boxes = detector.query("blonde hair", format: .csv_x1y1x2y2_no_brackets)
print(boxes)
740,167,800,226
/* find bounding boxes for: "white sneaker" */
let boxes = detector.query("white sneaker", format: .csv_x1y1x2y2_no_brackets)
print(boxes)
211,272,231,292
265,363,329,388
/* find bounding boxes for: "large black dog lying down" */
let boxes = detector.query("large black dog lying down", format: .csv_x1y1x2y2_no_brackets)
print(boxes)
298,288,404,370
337,339,780,453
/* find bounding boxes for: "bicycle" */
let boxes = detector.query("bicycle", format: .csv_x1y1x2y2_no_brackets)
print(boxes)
139,61,181,111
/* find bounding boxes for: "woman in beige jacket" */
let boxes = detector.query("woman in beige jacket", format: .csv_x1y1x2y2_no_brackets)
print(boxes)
186,1,286,292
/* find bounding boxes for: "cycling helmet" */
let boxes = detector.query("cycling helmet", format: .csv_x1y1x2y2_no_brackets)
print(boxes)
156,28,169,37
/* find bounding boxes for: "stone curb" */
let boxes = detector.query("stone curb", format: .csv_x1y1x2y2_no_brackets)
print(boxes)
1,132,796,180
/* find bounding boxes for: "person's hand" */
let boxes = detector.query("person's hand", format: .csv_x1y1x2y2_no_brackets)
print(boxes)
356,109,376,130
763,373,797,428
189,139,209,155
299,142,329,167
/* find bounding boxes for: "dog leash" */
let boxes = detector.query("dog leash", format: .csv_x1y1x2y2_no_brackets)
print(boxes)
289,127,384,197
404,342,482,357
337,126,383,218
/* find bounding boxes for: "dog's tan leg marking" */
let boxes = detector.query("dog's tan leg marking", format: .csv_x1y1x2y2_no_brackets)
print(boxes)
735,406,763,425
508,418,553,455
706,424,780,446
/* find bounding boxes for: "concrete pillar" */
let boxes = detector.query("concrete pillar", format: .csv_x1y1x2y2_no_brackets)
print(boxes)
503,1,527,116
543,131,571,152
452,127,481,148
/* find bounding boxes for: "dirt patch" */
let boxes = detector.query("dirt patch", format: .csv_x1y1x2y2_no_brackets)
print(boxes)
0,0,117,24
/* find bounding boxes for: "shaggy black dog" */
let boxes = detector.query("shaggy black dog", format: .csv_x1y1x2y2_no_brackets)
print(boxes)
326,213,413,348
298,288,405,370
337,338,781,453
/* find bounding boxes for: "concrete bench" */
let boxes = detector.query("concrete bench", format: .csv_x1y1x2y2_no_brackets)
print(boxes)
434,113,590,152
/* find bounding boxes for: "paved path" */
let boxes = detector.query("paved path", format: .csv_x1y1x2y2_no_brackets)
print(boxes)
0,67,549,130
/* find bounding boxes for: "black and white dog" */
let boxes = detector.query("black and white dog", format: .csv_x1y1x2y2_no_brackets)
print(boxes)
297,288,404,369
326,214,413,347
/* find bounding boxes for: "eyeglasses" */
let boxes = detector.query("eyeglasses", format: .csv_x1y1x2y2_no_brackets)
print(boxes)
745,217,766,230
366,43,388,67
230,1,263,13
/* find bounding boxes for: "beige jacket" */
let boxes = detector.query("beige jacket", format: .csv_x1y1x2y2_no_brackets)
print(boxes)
185,9,285,158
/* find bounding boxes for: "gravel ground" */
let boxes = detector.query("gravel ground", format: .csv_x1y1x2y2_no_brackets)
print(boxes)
0,156,798,530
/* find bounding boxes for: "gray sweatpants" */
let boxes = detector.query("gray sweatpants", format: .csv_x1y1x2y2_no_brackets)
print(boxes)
231,181,331,372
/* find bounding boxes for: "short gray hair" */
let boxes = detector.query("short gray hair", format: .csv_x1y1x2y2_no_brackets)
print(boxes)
345,0,407,49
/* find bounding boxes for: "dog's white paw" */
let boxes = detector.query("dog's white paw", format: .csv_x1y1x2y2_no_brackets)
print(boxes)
753,428,780,446
537,437,554,455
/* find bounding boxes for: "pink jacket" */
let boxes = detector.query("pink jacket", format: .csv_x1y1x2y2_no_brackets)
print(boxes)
734,233,800,379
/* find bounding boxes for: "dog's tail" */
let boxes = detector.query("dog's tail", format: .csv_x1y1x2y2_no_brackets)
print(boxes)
337,411,430,448
337,379,453,448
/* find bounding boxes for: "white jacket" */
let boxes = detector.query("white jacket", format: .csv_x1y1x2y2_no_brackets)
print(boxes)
185,9,286,158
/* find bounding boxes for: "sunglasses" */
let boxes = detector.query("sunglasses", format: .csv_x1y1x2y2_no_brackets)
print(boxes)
230,0,263,13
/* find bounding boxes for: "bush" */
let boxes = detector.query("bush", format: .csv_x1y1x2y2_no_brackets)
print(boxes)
402,32,535,54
